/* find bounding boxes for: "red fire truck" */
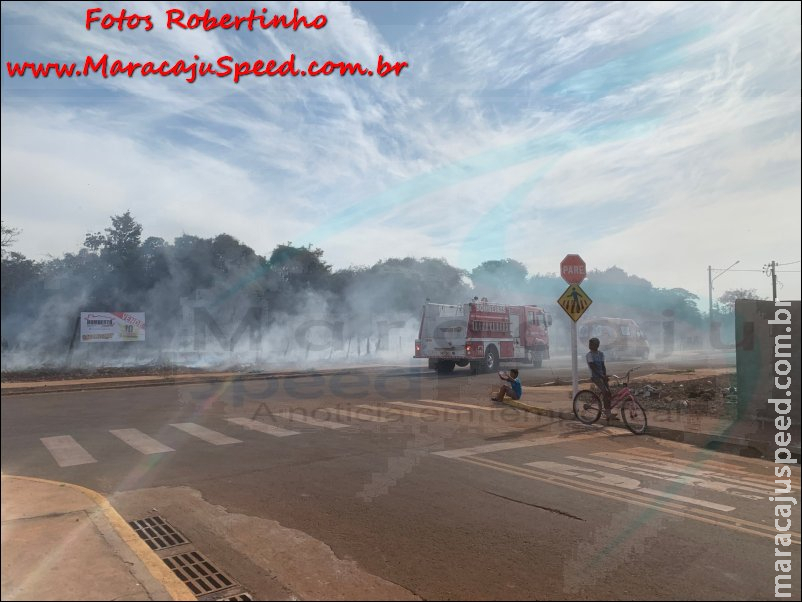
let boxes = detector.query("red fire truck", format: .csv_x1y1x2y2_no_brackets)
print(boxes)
414,300,552,373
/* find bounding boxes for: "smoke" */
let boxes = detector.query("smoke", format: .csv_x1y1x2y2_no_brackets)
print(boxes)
1,237,449,371
1,223,713,372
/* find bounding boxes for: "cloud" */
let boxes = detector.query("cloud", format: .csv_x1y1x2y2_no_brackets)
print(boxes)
1,1,799,302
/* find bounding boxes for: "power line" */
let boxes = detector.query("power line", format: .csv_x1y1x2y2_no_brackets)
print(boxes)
711,268,800,273
778,260,800,266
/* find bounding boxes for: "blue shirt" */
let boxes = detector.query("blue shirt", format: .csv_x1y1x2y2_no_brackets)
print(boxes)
586,350,606,380
510,376,522,398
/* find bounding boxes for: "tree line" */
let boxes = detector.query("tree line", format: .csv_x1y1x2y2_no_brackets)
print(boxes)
1,213,711,355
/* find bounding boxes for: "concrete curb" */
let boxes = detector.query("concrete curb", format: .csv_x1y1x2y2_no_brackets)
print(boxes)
1,366,424,396
2,474,196,601
500,398,793,459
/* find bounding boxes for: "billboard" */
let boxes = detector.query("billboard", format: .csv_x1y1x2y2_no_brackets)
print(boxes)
80,312,146,343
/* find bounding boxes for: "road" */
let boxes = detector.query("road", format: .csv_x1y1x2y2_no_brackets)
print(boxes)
2,360,799,600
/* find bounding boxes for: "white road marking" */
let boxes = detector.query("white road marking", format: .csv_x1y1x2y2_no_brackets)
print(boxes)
432,432,608,458
318,408,395,422
418,399,500,411
527,461,736,512
41,436,97,467
638,488,738,511
110,429,174,454
357,404,437,418
276,411,351,430
390,401,468,414
585,453,773,495
170,423,242,445
226,418,299,437
318,408,393,423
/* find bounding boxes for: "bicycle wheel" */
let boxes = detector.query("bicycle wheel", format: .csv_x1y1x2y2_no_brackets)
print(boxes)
622,398,647,434
573,390,602,425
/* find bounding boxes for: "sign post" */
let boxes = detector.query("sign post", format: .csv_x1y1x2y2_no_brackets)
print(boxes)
559,255,589,401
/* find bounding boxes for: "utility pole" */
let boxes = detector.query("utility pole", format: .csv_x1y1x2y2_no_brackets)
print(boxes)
771,260,777,300
763,260,778,300
708,265,713,337
708,261,739,348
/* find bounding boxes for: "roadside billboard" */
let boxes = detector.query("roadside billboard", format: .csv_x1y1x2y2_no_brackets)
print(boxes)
80,312,146,343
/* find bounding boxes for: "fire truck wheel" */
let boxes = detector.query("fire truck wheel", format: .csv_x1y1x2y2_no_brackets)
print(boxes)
436,360,456,374
483,347,499,372
526,349,542,368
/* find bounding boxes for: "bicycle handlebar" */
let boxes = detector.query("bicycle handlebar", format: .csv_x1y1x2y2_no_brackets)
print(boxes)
610,366,641,385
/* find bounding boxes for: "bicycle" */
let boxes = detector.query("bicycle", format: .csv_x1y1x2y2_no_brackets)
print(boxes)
572,366,648,434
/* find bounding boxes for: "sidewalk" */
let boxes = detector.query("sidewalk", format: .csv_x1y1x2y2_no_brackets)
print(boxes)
1,474,195,601
510,372,797,459
1,364,416,396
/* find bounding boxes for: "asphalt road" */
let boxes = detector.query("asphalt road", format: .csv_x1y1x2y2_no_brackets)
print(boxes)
2,359,799,600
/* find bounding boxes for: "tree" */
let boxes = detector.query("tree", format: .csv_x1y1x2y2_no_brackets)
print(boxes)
470,259,528,298
717,288,763,313
83,210,144,291
211,234,257,274
104,211,142,269
141,236,169,287
268,243,331,290
1,221,21,258
1,251,40,301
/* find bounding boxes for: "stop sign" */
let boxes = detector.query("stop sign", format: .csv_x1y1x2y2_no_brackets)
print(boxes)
560,254,586,284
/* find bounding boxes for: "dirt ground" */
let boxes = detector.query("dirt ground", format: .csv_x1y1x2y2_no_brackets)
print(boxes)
625,372,738,418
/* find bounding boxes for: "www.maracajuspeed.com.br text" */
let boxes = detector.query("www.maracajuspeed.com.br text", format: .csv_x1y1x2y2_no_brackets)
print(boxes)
6,53,409,83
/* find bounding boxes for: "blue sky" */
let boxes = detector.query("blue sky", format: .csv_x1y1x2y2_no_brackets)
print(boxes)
1,1,800,302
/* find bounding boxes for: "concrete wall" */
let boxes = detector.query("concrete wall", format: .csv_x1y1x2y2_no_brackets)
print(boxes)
735,300,800,434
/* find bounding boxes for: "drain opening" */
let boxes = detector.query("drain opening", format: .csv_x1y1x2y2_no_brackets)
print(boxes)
202,592,254,601
129,516,189,550
163,551,235,596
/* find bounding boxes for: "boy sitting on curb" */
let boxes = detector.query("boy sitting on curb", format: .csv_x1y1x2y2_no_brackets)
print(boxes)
492,368,521,402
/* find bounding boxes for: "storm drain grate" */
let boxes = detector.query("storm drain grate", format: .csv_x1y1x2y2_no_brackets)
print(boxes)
129,516,189,551
163,551,235,596
202,592,253,601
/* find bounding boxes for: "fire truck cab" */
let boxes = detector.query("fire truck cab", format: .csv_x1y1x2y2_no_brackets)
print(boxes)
414,300,552,374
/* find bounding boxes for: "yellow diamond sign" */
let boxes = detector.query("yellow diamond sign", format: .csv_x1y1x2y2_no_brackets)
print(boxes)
558,284,592,322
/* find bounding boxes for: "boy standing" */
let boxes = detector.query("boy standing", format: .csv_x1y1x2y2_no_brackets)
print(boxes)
586,337,614,419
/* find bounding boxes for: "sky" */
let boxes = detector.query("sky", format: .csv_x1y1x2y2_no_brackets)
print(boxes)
1,1,800,304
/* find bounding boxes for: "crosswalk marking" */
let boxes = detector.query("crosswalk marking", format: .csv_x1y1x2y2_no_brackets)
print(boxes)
433,432,608,458
275,411,351,430
319,408,393,423
417,399,499,411
170,423,242,445
569,455,767,498
357,404,441,419
526,461,736,512
110,429,174,454
587,452,775,494
226,418,299,437
389,401,468,414
41,436,97,467
624,447,796,486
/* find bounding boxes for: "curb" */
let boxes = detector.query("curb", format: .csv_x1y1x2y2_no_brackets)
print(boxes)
2,474,196,601
500,398,796,460
1,366,425,396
